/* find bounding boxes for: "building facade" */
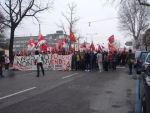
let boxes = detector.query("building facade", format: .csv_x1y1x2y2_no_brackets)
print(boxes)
8,30,68,52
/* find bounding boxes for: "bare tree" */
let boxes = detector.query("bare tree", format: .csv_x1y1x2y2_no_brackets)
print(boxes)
111,0,150,7
0,12,5,33
59,2,80,49
0,11,7,49
118,0,150,49
138,0,150,7
143,28,150,50
0,0,52,63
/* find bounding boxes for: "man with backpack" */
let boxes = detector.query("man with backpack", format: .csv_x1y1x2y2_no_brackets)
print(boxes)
127,49,135,75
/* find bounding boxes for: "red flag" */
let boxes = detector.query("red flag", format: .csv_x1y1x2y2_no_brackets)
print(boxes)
28,38,36,46
37,33,46,46
38,33,45,41
98,45,102,51
80,42,86,48
69,30,77,42
89,43,95,51
58,40,64,49
101,46,105,49
108,35,114,44
52,47,57,53
63,37,68,43
69,46,75,52
41,44,48,52
108,43,117,52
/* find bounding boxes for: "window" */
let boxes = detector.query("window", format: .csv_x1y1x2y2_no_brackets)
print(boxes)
146,55,150,63
146,64,150,76
141,52,148,62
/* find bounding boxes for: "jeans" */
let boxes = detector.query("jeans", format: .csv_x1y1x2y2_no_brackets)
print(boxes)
98,62,103,71
129,63,133,74
0,65,3,76
37,62,44,76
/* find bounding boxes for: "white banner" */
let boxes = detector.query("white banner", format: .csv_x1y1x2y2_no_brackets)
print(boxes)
13,54,72,71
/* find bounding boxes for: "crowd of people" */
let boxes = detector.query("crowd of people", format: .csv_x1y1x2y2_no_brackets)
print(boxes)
71,50,134,74
0,49,135,78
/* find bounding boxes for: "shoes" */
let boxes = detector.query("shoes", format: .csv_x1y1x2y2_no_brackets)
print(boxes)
128,73,132,75
36,75,39,77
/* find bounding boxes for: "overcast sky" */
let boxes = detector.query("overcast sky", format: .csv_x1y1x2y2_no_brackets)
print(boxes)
14,0,131,47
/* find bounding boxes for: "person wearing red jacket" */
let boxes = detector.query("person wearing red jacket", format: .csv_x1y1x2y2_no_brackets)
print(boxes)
108,51,113,69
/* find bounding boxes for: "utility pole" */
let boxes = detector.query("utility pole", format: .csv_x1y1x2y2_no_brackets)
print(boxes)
39,23,41,34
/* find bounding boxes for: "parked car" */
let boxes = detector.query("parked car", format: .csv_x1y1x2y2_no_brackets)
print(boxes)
142,53,150,71
140,64,150,113
134,51,149,74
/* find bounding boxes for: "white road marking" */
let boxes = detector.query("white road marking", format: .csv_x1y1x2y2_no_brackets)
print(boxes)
0,87,36,100
117,66,126,69
62,73,78,79
21,72,35,76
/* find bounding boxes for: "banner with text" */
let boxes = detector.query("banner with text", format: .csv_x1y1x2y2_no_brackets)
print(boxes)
13,54,72,71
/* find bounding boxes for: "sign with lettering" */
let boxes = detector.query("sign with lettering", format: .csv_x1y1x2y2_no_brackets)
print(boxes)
13,54,72,71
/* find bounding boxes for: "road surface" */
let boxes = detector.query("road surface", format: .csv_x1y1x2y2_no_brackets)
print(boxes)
0,67,135,113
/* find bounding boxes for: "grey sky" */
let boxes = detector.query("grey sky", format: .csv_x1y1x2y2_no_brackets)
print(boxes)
14,0,131,47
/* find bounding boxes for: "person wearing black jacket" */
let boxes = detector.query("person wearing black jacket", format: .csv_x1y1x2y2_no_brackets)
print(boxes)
84,51,90,71
0,55,5,77
127,49,135,75
112,51,118,70
34,51,45,77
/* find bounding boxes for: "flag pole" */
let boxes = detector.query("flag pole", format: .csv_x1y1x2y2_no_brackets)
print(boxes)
39,24,41,34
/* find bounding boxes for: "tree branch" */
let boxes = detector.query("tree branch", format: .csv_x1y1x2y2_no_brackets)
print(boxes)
138,0,150,7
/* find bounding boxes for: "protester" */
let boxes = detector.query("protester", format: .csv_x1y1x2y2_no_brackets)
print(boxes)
34,50,45,77
80,51,85,71
108,51,113,69
84,51,90,72
76,52,81,70
112,51,118,70
71,52,77,71
97,51,103,72
93,52,98,70
117,52,122,65
0,54,5,77
103,52,108,71
4,54,10,70
89,51,95,71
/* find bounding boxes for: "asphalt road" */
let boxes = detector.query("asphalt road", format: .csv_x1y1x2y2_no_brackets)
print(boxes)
0,67,135,113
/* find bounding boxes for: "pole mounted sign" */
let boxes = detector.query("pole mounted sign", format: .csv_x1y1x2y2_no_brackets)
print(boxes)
125,41,133,46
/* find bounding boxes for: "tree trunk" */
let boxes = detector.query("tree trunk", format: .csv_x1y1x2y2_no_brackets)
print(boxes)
145,44,147,51
9,28,15,64
134,39,140,49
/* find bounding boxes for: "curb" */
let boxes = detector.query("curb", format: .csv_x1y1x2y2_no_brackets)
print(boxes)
135,79,141,113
